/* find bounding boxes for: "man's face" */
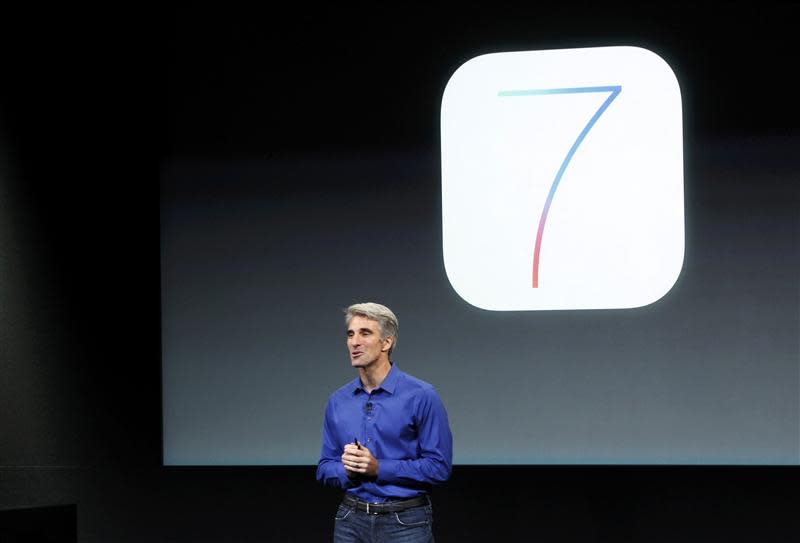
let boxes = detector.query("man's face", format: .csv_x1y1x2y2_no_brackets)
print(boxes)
347,316,391,368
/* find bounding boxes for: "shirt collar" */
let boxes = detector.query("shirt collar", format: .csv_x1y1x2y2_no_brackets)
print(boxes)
351,362,399,395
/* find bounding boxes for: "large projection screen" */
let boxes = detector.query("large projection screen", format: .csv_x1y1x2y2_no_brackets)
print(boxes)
161,140,798,465
160,3,799,468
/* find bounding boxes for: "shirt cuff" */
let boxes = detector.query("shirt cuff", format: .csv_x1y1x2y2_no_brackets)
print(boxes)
376,458,400,484
338,462,356,488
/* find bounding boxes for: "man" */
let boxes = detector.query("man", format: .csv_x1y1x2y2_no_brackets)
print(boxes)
316,302,453,542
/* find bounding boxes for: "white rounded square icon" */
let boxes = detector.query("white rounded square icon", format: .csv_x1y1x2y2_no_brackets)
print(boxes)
441,46,684,311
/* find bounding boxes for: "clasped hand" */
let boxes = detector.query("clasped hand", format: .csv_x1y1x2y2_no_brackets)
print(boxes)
342,443,379,479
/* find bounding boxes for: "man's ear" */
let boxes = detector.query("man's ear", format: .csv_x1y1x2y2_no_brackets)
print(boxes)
381,336,394,352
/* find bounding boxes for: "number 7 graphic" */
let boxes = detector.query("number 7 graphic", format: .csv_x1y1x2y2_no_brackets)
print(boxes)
498,86,621,287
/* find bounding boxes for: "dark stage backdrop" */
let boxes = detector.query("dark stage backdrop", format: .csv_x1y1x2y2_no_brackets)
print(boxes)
159,5,800,466
2,4,800,542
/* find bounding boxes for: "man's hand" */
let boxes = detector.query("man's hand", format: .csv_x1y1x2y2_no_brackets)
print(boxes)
342,443,379,479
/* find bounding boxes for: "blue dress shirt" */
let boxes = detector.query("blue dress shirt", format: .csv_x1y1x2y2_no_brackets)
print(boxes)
316,363,453,502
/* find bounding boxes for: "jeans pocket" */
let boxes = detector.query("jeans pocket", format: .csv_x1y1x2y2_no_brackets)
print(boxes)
334,504,353,521
393,505,430,527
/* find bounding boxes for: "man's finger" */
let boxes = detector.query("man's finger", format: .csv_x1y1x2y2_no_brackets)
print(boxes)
342,455,364,467
344,457,365,468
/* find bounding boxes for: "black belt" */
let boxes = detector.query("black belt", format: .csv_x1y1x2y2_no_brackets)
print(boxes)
341,493,429,514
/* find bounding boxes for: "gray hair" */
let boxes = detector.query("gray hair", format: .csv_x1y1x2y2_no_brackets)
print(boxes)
344,302,399,355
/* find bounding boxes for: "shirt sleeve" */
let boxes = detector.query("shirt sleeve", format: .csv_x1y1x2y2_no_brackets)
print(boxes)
316,396,357,489
377,386,453,486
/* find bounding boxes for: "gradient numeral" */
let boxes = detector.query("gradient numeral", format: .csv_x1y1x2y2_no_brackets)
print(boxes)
498,86,621,287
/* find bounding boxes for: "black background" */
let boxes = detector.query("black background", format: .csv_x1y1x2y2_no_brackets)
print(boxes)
1,3,798,541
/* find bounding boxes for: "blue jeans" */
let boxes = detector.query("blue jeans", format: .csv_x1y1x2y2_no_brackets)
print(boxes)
333,501,435,542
